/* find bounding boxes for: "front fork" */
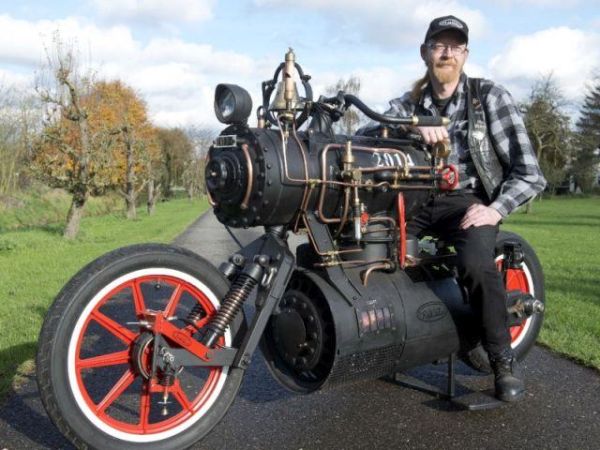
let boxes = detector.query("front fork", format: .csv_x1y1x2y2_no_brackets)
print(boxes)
141,227,295,382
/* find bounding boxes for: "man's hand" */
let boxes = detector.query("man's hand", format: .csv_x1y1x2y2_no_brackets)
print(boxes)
411,125,449,145
460,204,502,229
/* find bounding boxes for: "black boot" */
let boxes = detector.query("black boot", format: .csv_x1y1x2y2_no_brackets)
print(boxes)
489,350,525,402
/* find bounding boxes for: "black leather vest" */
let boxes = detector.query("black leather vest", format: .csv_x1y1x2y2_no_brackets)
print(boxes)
466,78,505,201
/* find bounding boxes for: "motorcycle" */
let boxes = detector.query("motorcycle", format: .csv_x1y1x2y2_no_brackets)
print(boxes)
36,49,545,449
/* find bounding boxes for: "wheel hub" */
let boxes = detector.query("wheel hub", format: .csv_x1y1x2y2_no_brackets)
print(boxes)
272,291,324,371
131,332,154,379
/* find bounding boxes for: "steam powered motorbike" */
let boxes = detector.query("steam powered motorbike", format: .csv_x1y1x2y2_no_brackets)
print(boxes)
36,50,545,449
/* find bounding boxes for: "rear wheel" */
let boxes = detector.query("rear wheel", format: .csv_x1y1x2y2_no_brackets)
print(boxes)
37,244,245,450
462,231,545,373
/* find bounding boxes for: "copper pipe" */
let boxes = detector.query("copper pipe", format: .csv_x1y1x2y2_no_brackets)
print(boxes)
362,227,395,234
317,143,435,223
361,262,393,286
290,118,311,232
314,258,391,268
207,189,217,207
292,184,315,233
302,213,363,258
358,165,432,173
240,143,254,210
334,187,351,237
367,216,396,226
277,115,309,184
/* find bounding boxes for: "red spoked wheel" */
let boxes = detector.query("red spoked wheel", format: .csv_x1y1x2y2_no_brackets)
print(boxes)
494,257,535,348
37,244,246,450
462,231,545,373
69,269,227,441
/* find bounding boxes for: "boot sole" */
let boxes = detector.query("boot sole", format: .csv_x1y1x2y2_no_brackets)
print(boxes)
496,389,525,402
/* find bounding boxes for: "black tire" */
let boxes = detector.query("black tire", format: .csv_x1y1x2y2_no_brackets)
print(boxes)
36,243,246,450
462,231,545,373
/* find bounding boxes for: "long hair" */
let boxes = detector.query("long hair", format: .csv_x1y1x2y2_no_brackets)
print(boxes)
410,71,430,103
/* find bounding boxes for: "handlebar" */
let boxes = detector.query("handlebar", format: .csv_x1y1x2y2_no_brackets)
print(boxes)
338,93,449,127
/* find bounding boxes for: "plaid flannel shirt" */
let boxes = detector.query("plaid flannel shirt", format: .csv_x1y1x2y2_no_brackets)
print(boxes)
385,73,547,217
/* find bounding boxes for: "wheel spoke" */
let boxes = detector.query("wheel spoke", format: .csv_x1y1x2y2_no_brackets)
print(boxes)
139,381,152,430
77,350,130,369
95,368,137,414
165,284,183,317
91,311,137,345
170,381,193,412
132,280,146,316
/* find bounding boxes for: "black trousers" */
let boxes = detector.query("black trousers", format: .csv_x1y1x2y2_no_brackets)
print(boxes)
407,191,511,356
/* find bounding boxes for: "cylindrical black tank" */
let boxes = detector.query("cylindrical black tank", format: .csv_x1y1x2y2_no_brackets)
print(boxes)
206,125,433,229
260,265,468,393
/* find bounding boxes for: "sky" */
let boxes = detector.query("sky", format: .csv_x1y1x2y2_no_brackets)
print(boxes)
0,0,599,128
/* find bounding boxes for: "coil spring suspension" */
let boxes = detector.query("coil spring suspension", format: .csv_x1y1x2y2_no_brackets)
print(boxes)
188,303,207,323
196,273,259,347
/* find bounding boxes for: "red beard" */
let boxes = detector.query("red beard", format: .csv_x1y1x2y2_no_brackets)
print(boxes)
432,61,461,84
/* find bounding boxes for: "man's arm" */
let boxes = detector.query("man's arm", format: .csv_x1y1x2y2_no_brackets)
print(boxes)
484,84,547,217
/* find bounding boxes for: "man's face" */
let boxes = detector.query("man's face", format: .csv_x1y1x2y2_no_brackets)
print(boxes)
421,30,468,84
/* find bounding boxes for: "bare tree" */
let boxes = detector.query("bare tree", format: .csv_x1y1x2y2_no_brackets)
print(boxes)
33,37,112,239
183,126,217,198
156,127,194,198
0,85,40,195
521,74,572,207
146,156,162,215
325,76,365,135
119,125,147,219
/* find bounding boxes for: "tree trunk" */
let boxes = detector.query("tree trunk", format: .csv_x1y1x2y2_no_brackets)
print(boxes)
123,127,137,220
64,193,86,239
147,180,160,215
125,192,136,219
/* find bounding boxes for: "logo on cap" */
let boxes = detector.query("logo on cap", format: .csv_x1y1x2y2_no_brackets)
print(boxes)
438,18,463,28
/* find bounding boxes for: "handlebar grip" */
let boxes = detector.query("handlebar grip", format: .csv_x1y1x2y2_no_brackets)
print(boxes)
412,116,450,127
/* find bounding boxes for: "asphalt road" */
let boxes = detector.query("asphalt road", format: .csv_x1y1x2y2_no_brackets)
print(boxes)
1,211,599,449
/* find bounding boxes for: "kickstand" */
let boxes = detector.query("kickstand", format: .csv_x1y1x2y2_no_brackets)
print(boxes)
392,353,505,411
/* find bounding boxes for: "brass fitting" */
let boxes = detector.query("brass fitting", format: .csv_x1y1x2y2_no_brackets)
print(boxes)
432,140,452,159
342,140,355,172
284,48,296,109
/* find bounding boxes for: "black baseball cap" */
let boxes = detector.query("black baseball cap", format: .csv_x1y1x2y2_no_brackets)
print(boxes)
424,15,469,44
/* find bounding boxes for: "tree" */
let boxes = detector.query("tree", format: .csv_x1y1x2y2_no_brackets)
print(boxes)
90,80,159,219
156,127,194,198
325,76,364,135
521,74,573,199
0,85,40,195
183,126,217,198
574,76,600,192
34,39,116,238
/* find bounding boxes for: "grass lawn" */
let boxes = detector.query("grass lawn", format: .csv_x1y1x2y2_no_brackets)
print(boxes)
503,197,600,369
0,196,598,403
0,198,208,400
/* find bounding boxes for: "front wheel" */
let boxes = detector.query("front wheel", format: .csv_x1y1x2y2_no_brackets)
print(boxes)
37,244,245,450
462,231,545,373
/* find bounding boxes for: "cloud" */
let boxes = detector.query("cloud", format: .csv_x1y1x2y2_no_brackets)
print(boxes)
493,0,581,6
0,14,138,67
0,14,270,127
254,0,486,48
488,26,600,102
0,68,32,90
90,0,216,25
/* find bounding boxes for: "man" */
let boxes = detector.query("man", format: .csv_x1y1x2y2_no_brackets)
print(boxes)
386,15,546,402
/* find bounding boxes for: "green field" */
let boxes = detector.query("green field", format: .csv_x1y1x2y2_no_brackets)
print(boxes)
503,197,600,369
0,196,599,403
0,198,208,399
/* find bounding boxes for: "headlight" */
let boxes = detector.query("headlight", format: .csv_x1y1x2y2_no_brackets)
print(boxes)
214,84,253,125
